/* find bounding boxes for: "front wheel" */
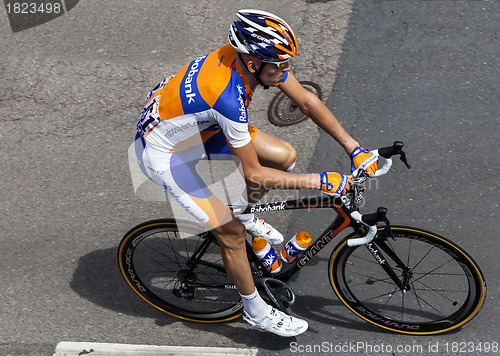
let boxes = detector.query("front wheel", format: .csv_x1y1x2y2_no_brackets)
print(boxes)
329,226,486,335
118,219,243,323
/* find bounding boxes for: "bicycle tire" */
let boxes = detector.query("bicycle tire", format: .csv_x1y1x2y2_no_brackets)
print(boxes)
329,226,486,335
118,219,243,323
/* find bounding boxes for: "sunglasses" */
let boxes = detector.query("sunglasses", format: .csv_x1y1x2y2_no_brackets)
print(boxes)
241,53,290,70
264,59,289,69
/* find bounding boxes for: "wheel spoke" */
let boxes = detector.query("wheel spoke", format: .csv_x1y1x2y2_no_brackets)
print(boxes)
407,284,446,317
118,221,242,321
410,258,455,284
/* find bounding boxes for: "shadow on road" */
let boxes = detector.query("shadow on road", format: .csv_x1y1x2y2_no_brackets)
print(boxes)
69,245,398,345
69,246,166,321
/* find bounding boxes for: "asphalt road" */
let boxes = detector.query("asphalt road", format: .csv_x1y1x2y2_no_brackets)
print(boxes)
1,0,499,355
286,0,499,355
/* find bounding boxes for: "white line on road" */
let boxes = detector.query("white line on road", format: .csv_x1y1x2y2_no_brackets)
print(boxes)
54,342,259,356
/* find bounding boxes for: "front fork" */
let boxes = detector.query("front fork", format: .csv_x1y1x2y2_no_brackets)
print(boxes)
351,214,412,293
370,232,412,293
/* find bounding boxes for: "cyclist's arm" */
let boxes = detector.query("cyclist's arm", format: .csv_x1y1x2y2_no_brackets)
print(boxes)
279,72,359,155
230,142,321,190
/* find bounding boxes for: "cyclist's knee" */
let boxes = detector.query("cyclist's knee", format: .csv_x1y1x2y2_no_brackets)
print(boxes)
212,219,246,250
276,141,297,171
285,145,297,172
254,131,297,171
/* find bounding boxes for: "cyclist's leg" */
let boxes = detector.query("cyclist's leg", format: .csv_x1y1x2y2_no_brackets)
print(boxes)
252,129,297,172
212,214,308,336
202,126,297,172
137,135,308,336
203,127,292,243
245,129,297,204
214,216,308,337
203,126,297,204
137,138,256,294
210,217,256,296
141,145,233,227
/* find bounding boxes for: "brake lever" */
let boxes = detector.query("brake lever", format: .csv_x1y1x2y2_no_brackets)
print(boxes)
399,151,412,170
353,170,369,181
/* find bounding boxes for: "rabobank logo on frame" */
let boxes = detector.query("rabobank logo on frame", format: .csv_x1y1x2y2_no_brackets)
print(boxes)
4,0,79,32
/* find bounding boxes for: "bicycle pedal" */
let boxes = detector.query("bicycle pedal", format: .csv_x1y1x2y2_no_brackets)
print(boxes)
255,278,295,312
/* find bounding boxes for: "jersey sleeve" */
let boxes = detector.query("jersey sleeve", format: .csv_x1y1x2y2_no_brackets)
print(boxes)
215,114,251,149
211,73,252,149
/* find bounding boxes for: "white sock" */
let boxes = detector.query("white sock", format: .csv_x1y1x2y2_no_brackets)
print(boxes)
239,288,268,320
233,195,255,225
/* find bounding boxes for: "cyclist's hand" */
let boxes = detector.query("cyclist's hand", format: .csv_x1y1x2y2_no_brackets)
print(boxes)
320,172,352,197
350,146,379,177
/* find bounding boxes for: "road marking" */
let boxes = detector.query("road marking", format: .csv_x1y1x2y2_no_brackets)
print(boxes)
54,342,259,356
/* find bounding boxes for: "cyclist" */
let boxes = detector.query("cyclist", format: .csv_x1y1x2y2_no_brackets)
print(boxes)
134,9,378,337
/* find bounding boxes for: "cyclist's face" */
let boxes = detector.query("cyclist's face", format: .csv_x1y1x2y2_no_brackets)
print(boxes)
259,61,290,86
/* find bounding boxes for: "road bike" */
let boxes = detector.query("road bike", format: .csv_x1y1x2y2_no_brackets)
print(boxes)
118,142,486,335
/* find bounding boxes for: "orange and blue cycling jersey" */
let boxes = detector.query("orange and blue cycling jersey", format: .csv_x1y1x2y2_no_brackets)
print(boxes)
136,44,288,155
135,44,289,228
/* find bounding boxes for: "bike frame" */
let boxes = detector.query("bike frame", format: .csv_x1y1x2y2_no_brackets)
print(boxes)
240,195,353,282
240,195,411,291
184,194,411,292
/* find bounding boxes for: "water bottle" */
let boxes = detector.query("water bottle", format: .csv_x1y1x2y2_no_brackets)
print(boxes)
252,237,282,274
280,231,312,262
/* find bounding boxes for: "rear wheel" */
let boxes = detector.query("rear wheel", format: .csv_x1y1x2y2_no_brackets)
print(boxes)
329,226,486,335
118,219,243,322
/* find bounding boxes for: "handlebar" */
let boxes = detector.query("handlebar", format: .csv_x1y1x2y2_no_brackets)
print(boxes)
378,141,411,169
348,208,388,246
346,141,410,246
355,141,411,179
